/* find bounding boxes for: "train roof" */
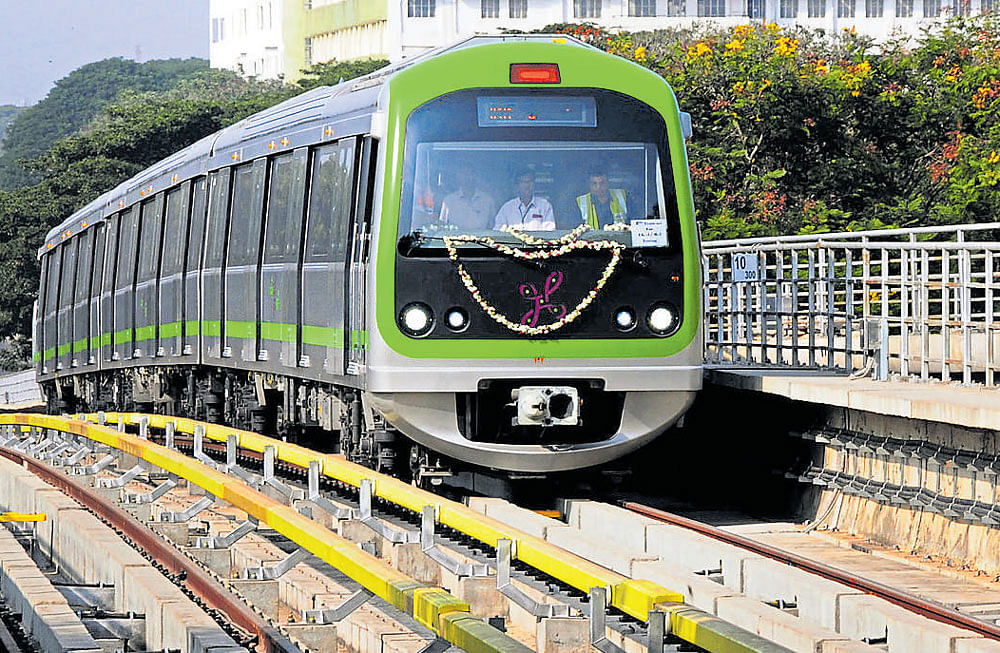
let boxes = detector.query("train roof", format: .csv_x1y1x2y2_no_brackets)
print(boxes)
41,35,593,254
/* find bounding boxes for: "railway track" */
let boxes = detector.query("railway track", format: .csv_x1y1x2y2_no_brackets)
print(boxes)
6,410,1000,652
0,413,783,653
623,502,1000,642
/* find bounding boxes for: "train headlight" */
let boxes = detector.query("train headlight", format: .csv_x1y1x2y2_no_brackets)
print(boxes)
647,303,678,336
444,307,469,332
614,307,636,332
399,303,434,337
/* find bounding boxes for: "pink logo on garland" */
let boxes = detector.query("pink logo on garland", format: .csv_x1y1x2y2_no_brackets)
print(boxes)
520,271,567,327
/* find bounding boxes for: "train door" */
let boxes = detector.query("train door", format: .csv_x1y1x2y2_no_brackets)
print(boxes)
56,237,77,371
113,208,138,361
224,159,266,365
159,183,190,359
301,138,357,378
203,170,231,362
72,229,93,368
345,137,377,377
100,214,120,363
183,178,207,360
88,224,106,368
260,150,307,371
134,196,164,359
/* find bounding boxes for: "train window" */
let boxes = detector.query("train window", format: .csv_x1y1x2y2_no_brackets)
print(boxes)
304,139,356,263
74,229,93,303
117,208,138,288
205,171,231,268
91,224,106,303
187,177,207,272
137,198,163,283
45,250,61,317
162,187,187,277
103,215,119,295
228,161,265,267
60,238,78,310
398,89,678,252
263,152,306,264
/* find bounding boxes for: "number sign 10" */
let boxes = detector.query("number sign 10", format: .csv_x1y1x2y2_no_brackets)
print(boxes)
731,253,760,283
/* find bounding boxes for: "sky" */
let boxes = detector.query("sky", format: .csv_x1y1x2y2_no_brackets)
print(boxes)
0,0,209,107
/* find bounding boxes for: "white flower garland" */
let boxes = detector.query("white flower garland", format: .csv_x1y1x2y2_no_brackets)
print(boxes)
442,225,625,336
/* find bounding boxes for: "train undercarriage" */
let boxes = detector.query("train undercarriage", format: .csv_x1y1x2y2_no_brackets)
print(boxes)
41,367,451,484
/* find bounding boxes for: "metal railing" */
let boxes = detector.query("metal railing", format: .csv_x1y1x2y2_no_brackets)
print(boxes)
702,222,1000,387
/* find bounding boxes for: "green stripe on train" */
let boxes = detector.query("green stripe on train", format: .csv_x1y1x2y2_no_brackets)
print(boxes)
261,322,295,342
160,322,182,338
302,325,344,348
135,325,156,342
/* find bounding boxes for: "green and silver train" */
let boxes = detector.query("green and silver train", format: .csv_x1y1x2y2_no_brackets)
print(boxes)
34,36,702,481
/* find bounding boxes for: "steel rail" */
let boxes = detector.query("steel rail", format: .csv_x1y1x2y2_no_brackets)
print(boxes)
622,501,1000,642
0,446,298,653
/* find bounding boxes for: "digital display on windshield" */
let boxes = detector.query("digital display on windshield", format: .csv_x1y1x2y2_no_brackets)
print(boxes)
477,96,597,127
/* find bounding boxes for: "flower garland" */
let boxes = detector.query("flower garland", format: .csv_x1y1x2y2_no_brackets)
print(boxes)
442,225,625,336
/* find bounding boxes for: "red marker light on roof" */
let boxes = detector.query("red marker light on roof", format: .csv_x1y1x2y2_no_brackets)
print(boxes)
510,63,560,84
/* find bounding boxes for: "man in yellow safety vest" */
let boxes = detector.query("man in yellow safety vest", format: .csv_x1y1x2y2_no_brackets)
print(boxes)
576,171,627,229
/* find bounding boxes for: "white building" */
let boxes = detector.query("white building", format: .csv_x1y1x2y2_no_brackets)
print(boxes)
210,0,974,83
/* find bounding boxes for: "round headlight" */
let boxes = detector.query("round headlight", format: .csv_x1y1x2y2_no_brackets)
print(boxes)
647,303,678,336
614,307,636,332
444,307,469,332
399,302,434,337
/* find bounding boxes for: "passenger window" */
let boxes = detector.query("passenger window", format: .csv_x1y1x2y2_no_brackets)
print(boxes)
187,178,207,272
45,251,61,316
162,187,187,277
60,238,78,310
205,171,231,268
91,224,106,303
264,152,306,264
103,215,119,295
228,161,265,267
305,139,356,263
137,198,163,283
116,208,138,289
74,229,93,303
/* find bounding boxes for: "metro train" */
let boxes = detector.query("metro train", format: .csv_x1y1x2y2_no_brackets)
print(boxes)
33,35,702,484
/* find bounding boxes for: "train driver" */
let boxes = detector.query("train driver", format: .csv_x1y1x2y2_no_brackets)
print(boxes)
576,170,627,229
493,169,555,231
439,170,494,230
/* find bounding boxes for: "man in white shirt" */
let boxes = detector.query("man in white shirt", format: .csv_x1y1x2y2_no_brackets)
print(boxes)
439,171,494,230
493,169,555,231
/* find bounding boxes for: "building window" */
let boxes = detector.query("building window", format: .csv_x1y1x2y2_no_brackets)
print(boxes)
574,0,602,17
510,0,528,17
408,0,436,17
698,0,725,15
953,0,971,14
866,0,883,14
665,0,686,14
807,0,825,15
983,0,996,12
212,17,225,42
838,0,855,15
896,0,913,14
482,0,500,16
304,37,313,66
629,0,657,15
780,0,797,16
748,0,765,17
923,0,940,15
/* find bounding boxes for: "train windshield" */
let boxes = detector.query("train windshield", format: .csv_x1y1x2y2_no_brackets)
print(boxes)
398,89,679,253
